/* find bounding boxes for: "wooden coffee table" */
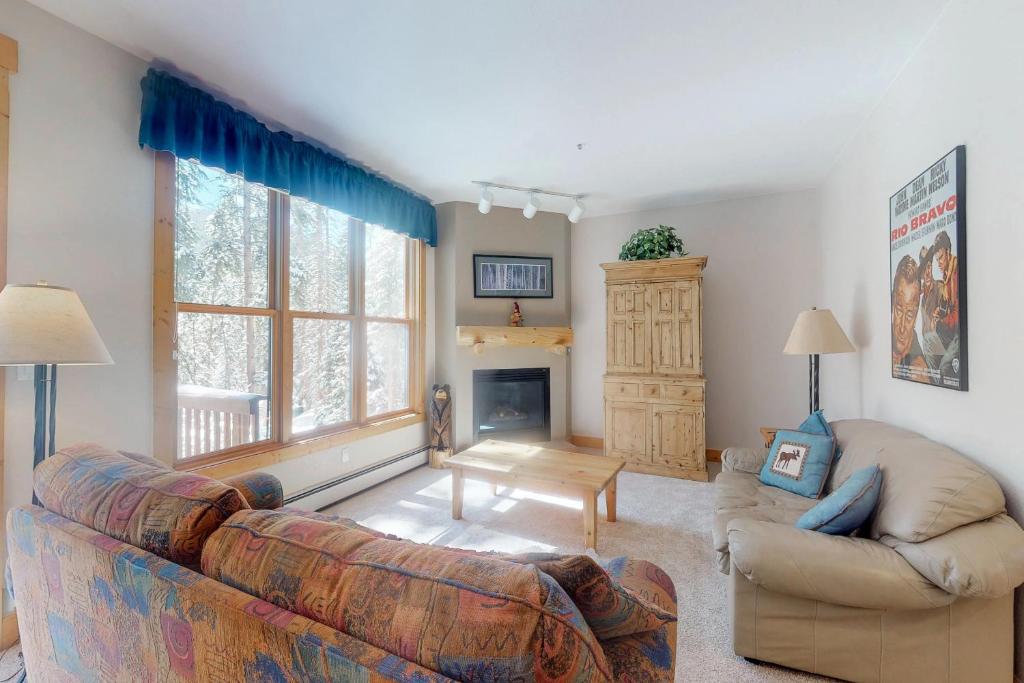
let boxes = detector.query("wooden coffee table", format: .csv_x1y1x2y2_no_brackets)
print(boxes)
446,440,625,551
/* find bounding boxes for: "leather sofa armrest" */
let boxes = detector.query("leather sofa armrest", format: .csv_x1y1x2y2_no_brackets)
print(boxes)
721,447,768,474
727,518,955,610
222,471,284,510
883,513,1024,599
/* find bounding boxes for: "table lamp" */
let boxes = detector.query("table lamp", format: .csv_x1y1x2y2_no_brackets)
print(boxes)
783,307,854,413
0,282,113,503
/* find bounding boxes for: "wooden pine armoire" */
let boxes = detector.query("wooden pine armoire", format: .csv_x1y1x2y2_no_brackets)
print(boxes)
601,257,708,481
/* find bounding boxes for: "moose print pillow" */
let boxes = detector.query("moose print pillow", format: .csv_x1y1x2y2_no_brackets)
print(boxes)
759,430,837,498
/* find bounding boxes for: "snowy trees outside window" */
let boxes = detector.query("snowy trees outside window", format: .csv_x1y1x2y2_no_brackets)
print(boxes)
169,157,418,461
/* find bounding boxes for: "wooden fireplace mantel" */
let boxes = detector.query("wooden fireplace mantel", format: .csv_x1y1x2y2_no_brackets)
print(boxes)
456,326,573,355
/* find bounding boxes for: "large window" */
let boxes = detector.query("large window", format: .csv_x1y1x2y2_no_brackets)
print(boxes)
155,154,425,466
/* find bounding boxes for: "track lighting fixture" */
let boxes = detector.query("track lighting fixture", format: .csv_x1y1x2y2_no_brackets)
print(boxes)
477,185,493,214
568,199,586,224
523,193,541,220
471,181,586,222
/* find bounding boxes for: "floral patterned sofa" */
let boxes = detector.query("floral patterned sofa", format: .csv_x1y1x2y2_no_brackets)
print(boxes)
7,443,677,681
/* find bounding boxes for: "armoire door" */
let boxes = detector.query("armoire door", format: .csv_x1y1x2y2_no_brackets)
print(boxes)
606,284,650,374
651,403,703,470
650,280,701,375
605,400,650,462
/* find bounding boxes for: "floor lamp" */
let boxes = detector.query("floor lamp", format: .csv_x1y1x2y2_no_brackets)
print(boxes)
783,307,854,413
0,282,113,504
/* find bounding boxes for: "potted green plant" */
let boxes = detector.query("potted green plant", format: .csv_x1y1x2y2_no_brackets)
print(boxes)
618,225,688,261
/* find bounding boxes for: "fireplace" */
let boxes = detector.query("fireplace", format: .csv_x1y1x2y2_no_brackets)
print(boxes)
473,368,551,443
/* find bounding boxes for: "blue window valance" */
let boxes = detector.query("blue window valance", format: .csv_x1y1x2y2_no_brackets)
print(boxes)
138,68,436,246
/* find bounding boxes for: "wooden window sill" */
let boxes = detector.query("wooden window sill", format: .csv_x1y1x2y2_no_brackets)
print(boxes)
180,411,425,480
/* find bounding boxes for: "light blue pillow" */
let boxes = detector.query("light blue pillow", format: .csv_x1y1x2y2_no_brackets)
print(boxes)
759,430,836,498
796,465,882,535
798,409,842,460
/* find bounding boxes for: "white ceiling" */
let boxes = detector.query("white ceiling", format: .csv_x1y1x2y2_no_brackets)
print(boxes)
28,0,945,217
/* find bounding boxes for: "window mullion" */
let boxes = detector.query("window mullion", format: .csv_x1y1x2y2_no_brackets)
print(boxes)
353,217,367,425
278,193,292,442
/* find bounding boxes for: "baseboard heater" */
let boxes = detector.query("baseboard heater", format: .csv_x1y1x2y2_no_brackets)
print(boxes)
284,445,430,510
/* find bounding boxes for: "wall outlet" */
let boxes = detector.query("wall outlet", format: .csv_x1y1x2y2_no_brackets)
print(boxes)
341,448,350,464
16,366,33,381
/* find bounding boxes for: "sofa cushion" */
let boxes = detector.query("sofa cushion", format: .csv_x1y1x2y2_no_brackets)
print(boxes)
118,449,283,511
713,470,817,571
503,553,676,640
831,420,1006,541
202,509,613,682
221,472,284,510
797,465,882,535
33,443,248,568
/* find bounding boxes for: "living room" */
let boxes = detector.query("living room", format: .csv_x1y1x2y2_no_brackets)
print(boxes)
1,1,1022,681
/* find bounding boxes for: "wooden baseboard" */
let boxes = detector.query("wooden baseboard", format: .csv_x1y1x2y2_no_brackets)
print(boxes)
1,610,17,649
706,448,722,463
569,434,604,449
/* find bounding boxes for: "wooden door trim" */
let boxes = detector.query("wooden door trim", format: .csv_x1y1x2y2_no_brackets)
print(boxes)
0,31,18,643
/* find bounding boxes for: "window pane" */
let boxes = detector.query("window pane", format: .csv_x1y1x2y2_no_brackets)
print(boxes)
289,197,351,313
366,322,409,416
364,223,407,318
292,318,352,433
174,158,269,307
177,312,272,459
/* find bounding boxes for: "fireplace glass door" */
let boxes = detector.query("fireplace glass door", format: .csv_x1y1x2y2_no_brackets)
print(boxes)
472,368,551,443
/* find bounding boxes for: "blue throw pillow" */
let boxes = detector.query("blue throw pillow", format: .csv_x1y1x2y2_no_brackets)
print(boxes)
759,429,836,498
798,409,842,460
796,465,882,535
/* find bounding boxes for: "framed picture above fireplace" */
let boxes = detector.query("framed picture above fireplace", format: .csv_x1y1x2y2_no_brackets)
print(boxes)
473,254,553,298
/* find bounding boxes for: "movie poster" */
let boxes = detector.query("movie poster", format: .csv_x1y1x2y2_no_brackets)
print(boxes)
889,146,968,391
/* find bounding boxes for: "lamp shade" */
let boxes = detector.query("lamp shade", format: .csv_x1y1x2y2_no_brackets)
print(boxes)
783,308,855,355
0,283,113,365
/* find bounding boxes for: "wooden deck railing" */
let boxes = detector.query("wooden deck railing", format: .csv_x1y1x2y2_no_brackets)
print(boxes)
178,384,266,458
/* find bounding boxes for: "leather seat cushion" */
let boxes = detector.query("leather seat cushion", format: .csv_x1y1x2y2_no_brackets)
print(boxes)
713,471,817,564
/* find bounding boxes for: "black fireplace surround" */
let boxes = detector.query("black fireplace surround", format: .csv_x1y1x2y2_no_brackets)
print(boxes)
473,368,551,443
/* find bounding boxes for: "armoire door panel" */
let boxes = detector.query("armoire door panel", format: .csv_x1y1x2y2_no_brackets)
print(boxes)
652,404,702,469
605,400,650,462
650,281,701,376
606,284,650,374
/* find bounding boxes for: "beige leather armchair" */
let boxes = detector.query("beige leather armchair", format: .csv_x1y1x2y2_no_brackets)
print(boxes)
715,419,1024,683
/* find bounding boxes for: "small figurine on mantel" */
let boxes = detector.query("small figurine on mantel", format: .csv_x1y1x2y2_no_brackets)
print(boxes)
509,301,524,327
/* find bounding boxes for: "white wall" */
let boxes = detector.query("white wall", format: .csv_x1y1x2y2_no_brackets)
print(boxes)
2,0,154,511
572,191,821,449
816,0,1024,672
0,0,433,519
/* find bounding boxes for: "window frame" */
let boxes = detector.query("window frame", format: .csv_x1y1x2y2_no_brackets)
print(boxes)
153,152,426,472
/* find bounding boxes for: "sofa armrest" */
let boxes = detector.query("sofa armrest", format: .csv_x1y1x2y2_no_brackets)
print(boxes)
721,447,768,474
727,518,955,610
883,514,1024,599
222,471,284,510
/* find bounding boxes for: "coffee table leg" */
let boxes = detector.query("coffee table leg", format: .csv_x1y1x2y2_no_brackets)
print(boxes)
493,482,499,496
452,468,464,520
583,491,597,551
606,475,617,522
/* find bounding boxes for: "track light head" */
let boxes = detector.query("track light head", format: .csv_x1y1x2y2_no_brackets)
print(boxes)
568,198,585,224
477,185,493,214
523,192,540,220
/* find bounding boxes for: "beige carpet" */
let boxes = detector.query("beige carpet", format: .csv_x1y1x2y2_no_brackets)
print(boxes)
323,451,831,682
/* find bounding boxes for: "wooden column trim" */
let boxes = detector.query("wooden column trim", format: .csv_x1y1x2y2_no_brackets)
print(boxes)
0,35,17,74
0,32,19,645
152,152,177,464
